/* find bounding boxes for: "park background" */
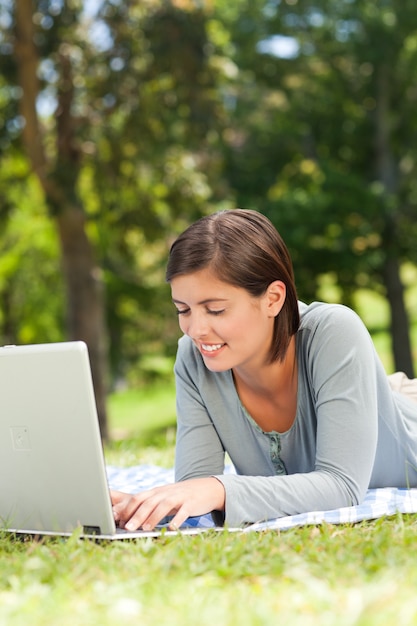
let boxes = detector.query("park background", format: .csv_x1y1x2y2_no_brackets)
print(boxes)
1,0,417,443
2,3,417,626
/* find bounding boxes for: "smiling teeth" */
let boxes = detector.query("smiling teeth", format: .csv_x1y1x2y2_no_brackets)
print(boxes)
202,343,223,352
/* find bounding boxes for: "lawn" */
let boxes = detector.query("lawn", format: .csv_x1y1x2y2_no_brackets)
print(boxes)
1,285,417,626
1,381,417,626
1,514,417,626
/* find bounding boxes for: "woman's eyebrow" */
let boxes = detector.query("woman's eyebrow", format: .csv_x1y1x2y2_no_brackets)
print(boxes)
172,298,228,305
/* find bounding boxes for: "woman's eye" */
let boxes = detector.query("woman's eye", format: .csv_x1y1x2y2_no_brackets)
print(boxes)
175,307,224,316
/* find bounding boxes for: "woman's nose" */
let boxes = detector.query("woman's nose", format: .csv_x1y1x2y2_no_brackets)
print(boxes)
183,312,209,339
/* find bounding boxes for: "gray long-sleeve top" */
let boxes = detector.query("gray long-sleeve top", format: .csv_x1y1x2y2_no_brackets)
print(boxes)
174,301,417,526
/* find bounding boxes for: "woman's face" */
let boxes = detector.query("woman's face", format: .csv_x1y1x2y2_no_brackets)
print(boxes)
170,268,285,373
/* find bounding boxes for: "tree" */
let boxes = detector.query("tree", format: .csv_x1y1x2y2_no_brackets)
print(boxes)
2,0,235,416
219,0,417,375
0,153,64,346
10,0,109,437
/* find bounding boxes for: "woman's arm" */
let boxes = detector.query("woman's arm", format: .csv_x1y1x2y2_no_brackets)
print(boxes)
173,337,227,481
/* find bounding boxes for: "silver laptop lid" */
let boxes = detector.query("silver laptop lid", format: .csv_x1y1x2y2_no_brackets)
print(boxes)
0,341,116,536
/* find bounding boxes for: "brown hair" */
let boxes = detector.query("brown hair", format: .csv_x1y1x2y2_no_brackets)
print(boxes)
166,209,299,362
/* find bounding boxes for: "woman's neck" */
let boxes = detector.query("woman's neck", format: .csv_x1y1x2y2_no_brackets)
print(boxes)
233,336,297,398
231,336,298,433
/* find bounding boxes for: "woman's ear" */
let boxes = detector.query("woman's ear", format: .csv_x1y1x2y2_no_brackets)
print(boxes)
265,281,286,317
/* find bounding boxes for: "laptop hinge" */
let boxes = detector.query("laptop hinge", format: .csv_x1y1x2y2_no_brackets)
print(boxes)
83,525,101,535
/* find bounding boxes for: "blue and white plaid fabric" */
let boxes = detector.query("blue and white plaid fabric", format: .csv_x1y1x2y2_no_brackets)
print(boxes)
106,465,417,531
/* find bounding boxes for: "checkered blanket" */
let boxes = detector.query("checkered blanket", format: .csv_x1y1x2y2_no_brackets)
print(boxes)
107,464,417,531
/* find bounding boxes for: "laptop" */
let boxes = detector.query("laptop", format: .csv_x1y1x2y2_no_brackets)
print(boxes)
0,341,219,540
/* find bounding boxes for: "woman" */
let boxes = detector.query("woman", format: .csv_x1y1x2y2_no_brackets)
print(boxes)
112,209,417,531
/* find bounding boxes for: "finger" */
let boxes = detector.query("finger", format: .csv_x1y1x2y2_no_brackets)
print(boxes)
110,490,158,530
123,492,179,531
110,490,128,506
137,501,179,532
167,506,190,532
112,489,152,521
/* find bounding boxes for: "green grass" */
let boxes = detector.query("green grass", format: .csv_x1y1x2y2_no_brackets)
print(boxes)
107,380,177,438
105,380,177,467
1,286,417,626
1,385,416,626
1,512,417,625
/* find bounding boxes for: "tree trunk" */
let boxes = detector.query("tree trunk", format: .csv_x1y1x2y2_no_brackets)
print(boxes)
382,256,414,377
57,207,109,440
374,63,414,376
14,0,109,438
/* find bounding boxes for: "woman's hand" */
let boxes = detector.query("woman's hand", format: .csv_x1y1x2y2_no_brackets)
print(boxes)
110,477,225,531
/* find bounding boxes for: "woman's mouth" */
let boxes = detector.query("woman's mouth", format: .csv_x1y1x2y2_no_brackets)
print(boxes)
200,343,225,354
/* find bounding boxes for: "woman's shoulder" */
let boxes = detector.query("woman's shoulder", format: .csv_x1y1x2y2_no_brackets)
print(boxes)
176,334,198,362
299,300,364,329
296,301,377,386
298,300,371,345
175,335,212,374
174,335,205,384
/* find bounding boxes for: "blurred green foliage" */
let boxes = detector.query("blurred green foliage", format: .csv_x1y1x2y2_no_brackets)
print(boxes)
1,0,416,387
